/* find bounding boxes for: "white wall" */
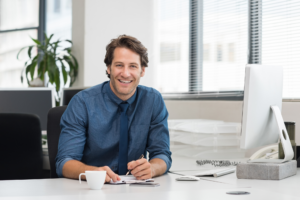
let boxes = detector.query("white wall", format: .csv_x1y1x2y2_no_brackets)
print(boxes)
72,0,156,88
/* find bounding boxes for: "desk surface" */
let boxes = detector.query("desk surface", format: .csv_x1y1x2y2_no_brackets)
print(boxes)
1,156,299,200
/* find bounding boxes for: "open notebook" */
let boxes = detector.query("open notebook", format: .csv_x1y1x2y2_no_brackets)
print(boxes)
109,175,154,184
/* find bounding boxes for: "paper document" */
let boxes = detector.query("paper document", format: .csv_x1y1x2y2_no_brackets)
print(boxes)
110,175,154,184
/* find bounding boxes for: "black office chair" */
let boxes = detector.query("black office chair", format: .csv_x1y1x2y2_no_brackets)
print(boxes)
47,106,67,178
0,113,43,180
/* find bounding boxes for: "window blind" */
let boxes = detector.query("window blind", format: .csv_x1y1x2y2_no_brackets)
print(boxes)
260,0,300,98
200,0,248,92
156,0,189,93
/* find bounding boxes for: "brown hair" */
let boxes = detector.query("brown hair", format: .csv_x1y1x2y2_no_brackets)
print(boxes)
104,35,148,79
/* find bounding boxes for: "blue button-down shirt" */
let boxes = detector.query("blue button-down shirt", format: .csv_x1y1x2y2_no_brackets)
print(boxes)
55,81,172,177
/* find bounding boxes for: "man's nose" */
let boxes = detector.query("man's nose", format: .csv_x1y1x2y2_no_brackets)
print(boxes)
121,66,130,77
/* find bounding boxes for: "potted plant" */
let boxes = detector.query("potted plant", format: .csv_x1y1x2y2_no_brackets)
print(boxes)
17,33,79,106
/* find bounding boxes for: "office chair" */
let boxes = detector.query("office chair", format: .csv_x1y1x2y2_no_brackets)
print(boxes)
0,113,43,180
47,106,67,178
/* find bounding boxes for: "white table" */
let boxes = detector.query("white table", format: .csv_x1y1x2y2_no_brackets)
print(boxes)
1,156,299,200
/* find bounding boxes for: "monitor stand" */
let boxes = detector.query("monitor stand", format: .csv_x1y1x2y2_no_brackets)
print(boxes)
248,106,294,163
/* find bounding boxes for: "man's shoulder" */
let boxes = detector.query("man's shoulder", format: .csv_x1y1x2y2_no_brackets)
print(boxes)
137,85,162,98
75,82,107,100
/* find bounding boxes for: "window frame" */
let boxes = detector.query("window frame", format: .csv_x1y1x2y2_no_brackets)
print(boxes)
0,0,46,47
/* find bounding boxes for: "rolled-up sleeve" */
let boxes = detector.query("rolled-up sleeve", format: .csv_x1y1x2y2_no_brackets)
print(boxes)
147,93,172,173
55,94,88,177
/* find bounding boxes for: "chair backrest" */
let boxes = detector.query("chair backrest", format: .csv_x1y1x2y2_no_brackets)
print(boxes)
47,106,67,178
0,113,43,180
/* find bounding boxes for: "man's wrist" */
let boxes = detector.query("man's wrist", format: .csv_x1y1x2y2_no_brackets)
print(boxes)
150,163,155,178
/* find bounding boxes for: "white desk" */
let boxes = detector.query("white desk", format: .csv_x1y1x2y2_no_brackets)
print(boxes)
1,156,299,200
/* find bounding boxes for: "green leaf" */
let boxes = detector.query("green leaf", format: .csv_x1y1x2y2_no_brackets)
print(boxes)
38,59,44,78
54,68,60,92
20,61,29,83
44,32,48,41
31,37,41,45
29,58,38,80
65,39,73,44
17,46,32,59
45,33,54,47
64,47,71,54
60,60,68,85
27,46,33,59
48,34,54,43
47,55,56,84
63,55,77,86
25,64,32,85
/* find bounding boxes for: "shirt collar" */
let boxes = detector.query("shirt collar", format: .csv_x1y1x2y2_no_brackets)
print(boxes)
104,81,137,105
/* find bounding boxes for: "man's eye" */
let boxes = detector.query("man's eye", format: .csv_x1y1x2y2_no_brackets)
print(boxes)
116,64,122,67
131,65,137,68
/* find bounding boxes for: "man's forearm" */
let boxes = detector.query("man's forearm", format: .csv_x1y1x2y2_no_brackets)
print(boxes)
149,158,167,177
62,160,98,180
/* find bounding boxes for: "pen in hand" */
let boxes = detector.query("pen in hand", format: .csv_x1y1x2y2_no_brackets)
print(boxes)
126,154,144,176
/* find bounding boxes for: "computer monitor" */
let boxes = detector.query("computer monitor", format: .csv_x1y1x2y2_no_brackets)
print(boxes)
60,87,88,106
240,64,293,163
0,88,55,131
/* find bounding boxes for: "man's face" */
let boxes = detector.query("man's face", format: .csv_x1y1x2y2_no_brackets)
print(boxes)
107,47,145,101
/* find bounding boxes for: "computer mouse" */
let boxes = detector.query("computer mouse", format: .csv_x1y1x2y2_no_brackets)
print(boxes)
176,176,200,181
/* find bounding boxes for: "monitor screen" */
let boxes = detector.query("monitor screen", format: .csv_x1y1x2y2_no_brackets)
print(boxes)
0,89,55,131
61,88,88,106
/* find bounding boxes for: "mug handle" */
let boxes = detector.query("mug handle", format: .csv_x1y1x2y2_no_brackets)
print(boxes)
79,173,86,184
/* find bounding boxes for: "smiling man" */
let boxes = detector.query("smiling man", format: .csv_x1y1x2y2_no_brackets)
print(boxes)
55,35,172,182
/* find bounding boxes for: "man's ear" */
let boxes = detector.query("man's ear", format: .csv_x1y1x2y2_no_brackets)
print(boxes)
107,66,111,75
141,67,146,77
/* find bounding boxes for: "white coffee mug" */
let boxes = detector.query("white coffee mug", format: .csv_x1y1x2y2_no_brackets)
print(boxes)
79,171,106,190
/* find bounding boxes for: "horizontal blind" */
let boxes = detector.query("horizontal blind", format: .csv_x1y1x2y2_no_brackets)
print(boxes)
156,0,189,93
261,0,300,98
249,0,262,64
200,0,248,92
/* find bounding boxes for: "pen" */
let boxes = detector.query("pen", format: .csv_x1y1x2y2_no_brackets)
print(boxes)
126,154,144,176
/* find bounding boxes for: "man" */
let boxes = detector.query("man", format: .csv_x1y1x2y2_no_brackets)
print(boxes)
56,35,172,182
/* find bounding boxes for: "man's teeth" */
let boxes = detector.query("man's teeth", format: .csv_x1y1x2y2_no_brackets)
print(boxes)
120,80,131,83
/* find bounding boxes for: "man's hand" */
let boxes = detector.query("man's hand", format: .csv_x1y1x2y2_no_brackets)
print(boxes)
97,166,121,183
127,158,152,180
62,160,121,183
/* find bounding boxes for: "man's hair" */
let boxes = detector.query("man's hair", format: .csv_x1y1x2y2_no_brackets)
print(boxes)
104,35,149,79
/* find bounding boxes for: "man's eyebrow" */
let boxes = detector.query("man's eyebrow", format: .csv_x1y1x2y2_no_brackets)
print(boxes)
113,61,139,65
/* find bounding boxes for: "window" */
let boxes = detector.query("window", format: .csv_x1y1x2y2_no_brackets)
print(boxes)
0,0,40,88
203,44,210,61
0,0,72,89
46,0,72,42
156,0,248,94
156,0,189,93
228,43,235,62
260,0,300,98
159,0,300,99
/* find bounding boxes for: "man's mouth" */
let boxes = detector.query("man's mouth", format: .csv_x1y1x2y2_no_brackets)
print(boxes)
119,80,132,84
